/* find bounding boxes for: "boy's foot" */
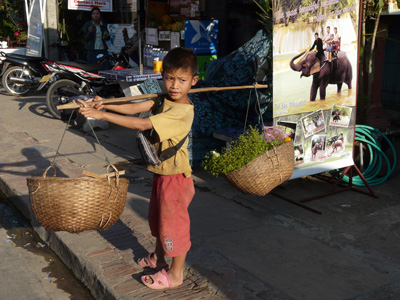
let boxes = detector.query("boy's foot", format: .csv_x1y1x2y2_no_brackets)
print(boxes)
137,253,169,271
141,269,182,290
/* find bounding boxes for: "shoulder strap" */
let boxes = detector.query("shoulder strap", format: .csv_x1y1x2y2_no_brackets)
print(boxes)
158,133,189,162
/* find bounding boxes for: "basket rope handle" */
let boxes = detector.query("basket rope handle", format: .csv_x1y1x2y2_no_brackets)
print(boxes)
42,165,57,178
106,164,120,185
51,110,112,172
98,164,123,229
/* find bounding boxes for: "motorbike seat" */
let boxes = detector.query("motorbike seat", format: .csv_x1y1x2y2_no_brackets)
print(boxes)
56,61,100,74
4,53,47,61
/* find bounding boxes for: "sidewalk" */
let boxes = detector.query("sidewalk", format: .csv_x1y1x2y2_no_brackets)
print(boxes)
1,88,400,300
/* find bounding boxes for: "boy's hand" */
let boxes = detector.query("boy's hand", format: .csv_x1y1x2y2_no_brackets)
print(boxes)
78,99,105,120
77,97,104,110
91,96,105,110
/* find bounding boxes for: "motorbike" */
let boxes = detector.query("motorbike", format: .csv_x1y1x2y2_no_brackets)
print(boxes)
43,46,132,119
0,40,86,97
0,51,53,96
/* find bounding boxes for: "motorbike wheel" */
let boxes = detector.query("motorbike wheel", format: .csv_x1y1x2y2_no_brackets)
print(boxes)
1,66,32,96
46,79,82,119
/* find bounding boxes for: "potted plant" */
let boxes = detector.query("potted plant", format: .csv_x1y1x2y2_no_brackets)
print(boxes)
202,126,294,196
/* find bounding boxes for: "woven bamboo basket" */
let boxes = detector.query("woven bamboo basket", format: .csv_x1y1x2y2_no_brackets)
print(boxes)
27,165,129,233
225,141,294,196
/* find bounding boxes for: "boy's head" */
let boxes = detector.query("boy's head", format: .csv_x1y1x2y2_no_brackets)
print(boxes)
162,47,198,77
162,47,199,103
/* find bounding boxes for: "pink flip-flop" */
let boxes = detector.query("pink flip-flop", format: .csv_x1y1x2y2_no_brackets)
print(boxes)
141,269,175,290
137,253,169,271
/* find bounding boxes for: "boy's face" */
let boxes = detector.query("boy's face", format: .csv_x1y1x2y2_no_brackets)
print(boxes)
163,68,199,103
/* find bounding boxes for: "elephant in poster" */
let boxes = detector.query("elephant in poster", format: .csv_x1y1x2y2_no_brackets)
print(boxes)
290,51,352,101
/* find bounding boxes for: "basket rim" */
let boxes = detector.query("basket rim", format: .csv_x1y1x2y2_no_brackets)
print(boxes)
27,177,129,182
227,140,294,176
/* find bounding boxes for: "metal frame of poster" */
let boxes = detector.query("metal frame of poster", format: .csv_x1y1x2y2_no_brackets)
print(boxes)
67,0,113,12
272,0,361,179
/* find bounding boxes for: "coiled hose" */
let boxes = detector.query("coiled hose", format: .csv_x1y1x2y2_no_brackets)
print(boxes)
330,124,397,186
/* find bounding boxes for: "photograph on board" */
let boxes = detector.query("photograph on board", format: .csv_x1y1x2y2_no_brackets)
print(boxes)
276,120,298,140
327,132,345,157
310,134,327,162
301,109,326,138
294,143,305,166
329,104,353,127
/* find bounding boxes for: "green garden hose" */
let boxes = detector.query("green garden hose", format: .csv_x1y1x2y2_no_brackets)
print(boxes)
330,124,397,186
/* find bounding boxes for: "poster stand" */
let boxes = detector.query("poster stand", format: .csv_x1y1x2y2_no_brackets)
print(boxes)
271,164,377,214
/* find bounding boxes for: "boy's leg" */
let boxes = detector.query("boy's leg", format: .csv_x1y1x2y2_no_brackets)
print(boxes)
142,174,194,288
153,237,167,265
168,252,187,285
141,174,168,268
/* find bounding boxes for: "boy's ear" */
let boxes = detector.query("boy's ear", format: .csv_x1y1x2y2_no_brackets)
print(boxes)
191,75,199,86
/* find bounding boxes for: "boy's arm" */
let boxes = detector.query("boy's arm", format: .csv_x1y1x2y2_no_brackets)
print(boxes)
82,96,154,115
100,113,153,131
79,104,153,131
103,100,154,115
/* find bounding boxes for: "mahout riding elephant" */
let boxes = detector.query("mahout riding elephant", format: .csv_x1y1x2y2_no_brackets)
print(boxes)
289,50,352,101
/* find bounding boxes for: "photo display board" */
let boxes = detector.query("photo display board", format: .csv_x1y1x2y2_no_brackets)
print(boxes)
272,0,360,179
25,0,45,57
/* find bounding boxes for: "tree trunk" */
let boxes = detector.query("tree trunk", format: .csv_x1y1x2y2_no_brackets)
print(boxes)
357,0,367,124
366,6,383,118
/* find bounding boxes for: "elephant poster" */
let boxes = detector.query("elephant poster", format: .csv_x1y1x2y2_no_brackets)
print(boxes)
272,0,359,116
272,0,360,178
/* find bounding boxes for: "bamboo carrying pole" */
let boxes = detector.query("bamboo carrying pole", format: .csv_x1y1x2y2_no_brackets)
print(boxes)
56,83,268,110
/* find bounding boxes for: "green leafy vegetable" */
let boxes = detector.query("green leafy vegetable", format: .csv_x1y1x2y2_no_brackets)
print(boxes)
202,126,285,176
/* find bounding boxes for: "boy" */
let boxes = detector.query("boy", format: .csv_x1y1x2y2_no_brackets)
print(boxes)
78,47,199,289
326,33,335,62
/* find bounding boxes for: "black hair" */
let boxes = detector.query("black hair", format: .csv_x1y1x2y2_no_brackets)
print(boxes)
327,26,330,29
91,7,101,14
334,27,337,30
162,47,198,76
315,33,319,36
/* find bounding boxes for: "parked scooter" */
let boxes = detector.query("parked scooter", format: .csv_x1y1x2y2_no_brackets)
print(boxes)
0,51,53,96
43,46,132,119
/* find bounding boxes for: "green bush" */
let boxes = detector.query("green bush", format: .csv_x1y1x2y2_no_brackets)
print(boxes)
202,126,285,176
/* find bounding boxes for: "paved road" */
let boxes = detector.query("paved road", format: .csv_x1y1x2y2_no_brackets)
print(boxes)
1,86,400,300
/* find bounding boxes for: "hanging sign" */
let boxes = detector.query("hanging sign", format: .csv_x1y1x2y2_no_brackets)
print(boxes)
184,20,218,55
68,0,112,12
107,24,135,53
272,0,360,179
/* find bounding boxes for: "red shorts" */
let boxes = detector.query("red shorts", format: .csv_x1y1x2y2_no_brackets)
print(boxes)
148,173,195,257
